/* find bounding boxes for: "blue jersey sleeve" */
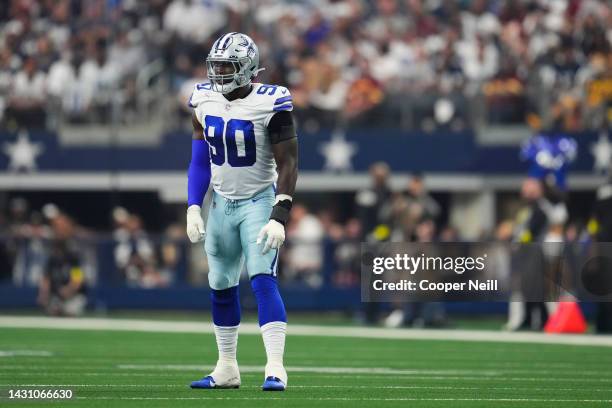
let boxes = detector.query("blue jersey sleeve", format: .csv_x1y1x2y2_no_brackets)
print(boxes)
187,139,211,206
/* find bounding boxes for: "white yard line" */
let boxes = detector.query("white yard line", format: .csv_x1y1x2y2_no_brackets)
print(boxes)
114,364,612,377
3,356,594,368
3,372,612,383
1,316,612,347
117,364,503,376
0,350,53,357
2,365,502,377
4,364,610,376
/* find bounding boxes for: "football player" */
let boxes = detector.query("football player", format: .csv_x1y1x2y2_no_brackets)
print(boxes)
185,32,298,392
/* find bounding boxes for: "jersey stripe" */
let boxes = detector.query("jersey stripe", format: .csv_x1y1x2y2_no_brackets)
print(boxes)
273,104,293,112
274,95,292,105
270,249,279,276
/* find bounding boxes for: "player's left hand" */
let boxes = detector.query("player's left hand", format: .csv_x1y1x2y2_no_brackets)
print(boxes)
256,219,285,254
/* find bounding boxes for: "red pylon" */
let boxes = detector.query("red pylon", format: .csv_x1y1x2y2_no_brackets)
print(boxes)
544,301,587,334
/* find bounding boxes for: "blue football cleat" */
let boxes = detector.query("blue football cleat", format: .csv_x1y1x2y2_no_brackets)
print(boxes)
190,376,239,389
262,376,286,391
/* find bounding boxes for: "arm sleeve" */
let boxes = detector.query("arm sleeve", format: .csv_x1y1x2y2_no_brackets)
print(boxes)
187,139,211,206
266,111,297,144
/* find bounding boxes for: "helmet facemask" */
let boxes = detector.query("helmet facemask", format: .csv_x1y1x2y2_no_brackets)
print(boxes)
206,57,250,94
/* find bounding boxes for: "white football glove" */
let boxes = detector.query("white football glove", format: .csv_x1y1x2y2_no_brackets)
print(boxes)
256,219,285,254
186,205,205,243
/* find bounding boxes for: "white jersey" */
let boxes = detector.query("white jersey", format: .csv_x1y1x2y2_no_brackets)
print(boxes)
189,82,293,200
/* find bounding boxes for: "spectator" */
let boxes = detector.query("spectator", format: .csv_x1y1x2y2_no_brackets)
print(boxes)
4,197,29,282
47,49,88,121
5,57,47,129
12,211,50,287
163,0,226,43
0,46,15,123
484,55,526,124
506,177,568,331
404,173,441,223
343,62,385,127
286,204,325,288
113,213,164,288
357,162,392,324
78,42,121,123
356,162,392,242
333,218,361,287
37,215,87,316
456,35,499,83
158,223,185,285
108,30,146,79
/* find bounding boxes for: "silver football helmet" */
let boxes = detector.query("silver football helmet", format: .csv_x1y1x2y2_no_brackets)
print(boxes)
206,32,263,94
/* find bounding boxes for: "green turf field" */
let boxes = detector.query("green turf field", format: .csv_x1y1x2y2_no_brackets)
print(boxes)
1,323,612,407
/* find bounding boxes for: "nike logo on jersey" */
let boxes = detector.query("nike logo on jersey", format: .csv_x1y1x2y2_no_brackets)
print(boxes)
252,196,267,203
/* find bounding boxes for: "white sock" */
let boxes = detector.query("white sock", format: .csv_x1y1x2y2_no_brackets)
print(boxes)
261,321,286,375
214,324,239,365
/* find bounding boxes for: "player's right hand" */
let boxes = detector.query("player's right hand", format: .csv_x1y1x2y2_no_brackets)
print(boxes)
186,205,205,243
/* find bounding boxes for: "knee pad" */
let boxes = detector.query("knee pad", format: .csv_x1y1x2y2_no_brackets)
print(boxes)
251,274,287,326
211,286,241,326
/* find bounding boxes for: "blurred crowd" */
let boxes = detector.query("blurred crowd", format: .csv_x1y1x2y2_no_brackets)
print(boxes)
0,194,362,293
0,0,610,132
0,194,354,292
0,198,93,315
1,163,611,331
0,198,187,301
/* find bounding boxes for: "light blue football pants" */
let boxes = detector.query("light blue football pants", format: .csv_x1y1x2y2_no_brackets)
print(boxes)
204,185,279,290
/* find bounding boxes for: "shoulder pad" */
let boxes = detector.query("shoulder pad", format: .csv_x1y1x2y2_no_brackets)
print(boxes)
188,82,214,108
253,83,293,112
